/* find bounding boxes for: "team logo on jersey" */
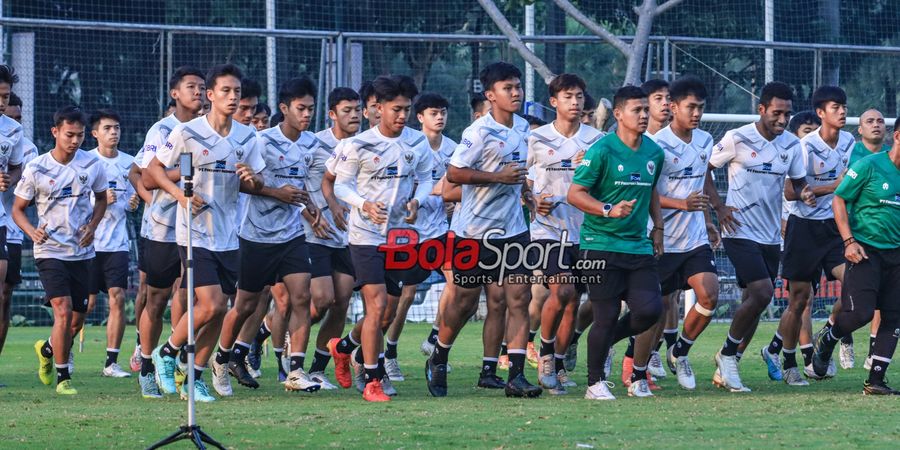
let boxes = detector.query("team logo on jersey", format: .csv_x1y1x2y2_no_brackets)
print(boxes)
404,151,414,165
617,164,624,172
289,167,299,176
432,169,439,180
462,138,473,148
847,168,858,179
820,161,825,168
561,159,572,168
386,166,398,176
236,148,244,160
373,156,381,164
78,174,88,185
646,161,656,175
673,157,679,164
304,154,312,165
146,145,157,153
49,179,55,185
61,186,72,197
700,152,708,162
548,149,554,156
683,166,693,176
630,172,641,182
0,143,9,155
762,162,772,172
499,142,505,149
215,160,226,170
884,183,890,190
511,151,520,161
750,151,757,158
842,157,848,166
780,152,788,163
828,169,837,178
109,180,117,189
714,143,724,153
202,149,209,156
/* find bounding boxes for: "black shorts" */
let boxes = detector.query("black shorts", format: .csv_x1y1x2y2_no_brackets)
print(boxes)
842,244,900,313
781,216,845,283
723,238,781,288
37,258,93,313
309,244,355,279
137,236,147,273
0,227,7,261
90,251,130,294
348,244,403,297
658,245,717,295
5,242,22,286
452,231,532,289
398,234,447,286
580,250,660,303
179,247,239,296
530,240,585,293
145,240,182,289
239,236,311,293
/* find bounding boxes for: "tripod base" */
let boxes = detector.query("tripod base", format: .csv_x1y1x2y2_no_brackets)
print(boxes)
147,425,225,450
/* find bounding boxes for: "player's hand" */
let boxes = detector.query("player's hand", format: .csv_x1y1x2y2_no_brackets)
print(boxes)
106,189,117,205
279,185,310,206
494,163,527,185
310,209,336,239
707,222,721,249
128,193,141,211
77,223,96,247
191,195,207,216
608,199,637,218
651,228,664,258
0,171,10,192
845,241,868,264
330,201,350,231
31,223,49,245
572,149,586,165
682,191,709,211
404,199,419,224
781,219,787,239
363,200,388,224
235,163,258,187
444,201,455,219
800,184,816,207
535,193,556,216
715,204,741,234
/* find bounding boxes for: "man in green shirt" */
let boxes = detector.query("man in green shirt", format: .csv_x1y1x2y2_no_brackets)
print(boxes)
812,119,900,395
568,85,664,400
850,108,890,166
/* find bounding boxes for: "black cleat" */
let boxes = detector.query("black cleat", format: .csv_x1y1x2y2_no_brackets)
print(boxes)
248,341,262,372
477,371,506,389
425,356,447,397
863,381,900,396
812,327,835,378
228,361,260,389
504,373,543,398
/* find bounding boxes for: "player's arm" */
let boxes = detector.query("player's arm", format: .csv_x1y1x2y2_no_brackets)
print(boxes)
441,176,461,202
129,164,153,203
79,169,109,247
706,134,741,234
11,166,46,244
333,144,386,224
567,152,635,218
659,190,709,212
148,129,190,207
650,189,664,257
4,163,22,189
833,163,868,263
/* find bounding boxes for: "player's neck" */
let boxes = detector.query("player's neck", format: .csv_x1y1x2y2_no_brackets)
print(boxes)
377,122,402,139
862,137,884,153
50,147,77,165
754,121,777,142
97,145,118,158
279,122,301,142
206,110,233,137
647,119,667,136
890,146,900,169
616,128,642,151
331,126,352,140
423,128,443,150
819,125,840,148
489,108,514,128
173,105,197,123
552,118,580,138
669,121,692,143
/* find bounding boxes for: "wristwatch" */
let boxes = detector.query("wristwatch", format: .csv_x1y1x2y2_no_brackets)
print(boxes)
602,203,612,217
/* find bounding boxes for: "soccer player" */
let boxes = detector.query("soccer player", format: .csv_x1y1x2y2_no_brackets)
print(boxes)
135,66,205,399
581,93,597,125
333,74,433,402
471,92,490,121
811,119,900,395
568,85,665,400
236,78,262,126
425,62,540,398
643,79,671,137
251,103,271,131
148,64,265,403
360,80,381,129
88,110,139,378
528,73,602,395
383,92,456,381
16,106,108,395
706,82,814,392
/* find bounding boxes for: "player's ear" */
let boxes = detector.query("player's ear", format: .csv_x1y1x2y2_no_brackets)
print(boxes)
328,109,337,122
91,127,99,139
279,102,289,116
894,129,900,146
757,102,766,116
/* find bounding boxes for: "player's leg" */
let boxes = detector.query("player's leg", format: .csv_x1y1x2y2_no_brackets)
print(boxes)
131,238,149,372
100,252,130,378
669,271,718,390
862,255,900,394
359,282,392,401
503,278,542,397
865,311,881,370
185,284,228,402
477,283,505,388
426,281,481,397
284,270,322,393
214,288,262,391
422,265,454,356
384,284,417,381
47,296,76,393
269,284,290,381
776,280,811,385
309,271,353,389
240,286,270,377
527,282,549,368
565,299,592,372
537,280,578,393
798,292,814,370
583,252,625,401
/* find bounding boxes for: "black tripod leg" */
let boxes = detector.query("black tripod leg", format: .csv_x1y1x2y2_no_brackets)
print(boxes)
147,426,191,449
196,428,226,450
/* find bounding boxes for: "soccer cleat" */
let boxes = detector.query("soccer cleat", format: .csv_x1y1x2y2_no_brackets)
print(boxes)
181,378,216,403
526,342,539,369
783,367,809,386
584,381,616,400
712,368,751,392
760,347,783,381
55,379,78,395
498,354,510,371
326,338,352,389
477,371,506,389
864,356,873,371
278,355,290,382
384,358,405,382
648,351,666,379
211,360,234,397
620,355,633,386
604,348,615,380
827,358,837,378
665,346,677,375
420,338,435,357
557,369,577,388
308,371,338,390
425,356,448,397
139,372,164,399
863,381,900,396
628,378,653,398
840,342,855,369
152,346,178,395
102,363,132,378
174,360,186,391
34,340,53,386
714,351,746,392
668,348,696,390
130,349,142,373
811,328,835,379
228,360,260,389
350,348,365,393
381,375,397,396
362,379,391,402
505,373,543,398
246,361,261,380
284,369,322,393
537,354,558,390
564,342,578,372
248,341,262,374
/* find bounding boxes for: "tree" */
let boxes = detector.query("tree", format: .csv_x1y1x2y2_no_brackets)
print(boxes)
476,0,556,84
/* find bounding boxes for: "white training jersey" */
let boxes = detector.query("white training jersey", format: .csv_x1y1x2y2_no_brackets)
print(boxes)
89,149,135,252
412,135,456,241
654,126,715,253
792,128,854,221
3,137,38,244
240,126,312,244
709,123,805,245
333,126,434,246
14,150,108,260
306,128,349,248
139,114,182,243
449,113,530,239
527,122,602,243
156,116,266,252
0,115,27,228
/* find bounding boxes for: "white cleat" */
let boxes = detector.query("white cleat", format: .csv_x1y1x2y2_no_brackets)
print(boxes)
827,358,837,378
712,368,751,392
246,361,261,379
864,356,873,371
538,354,559,390
783,367,809,386
350,348,365,393
839,342,855,370
584,381,616,401
308,371,338,390
714,352,748,392
211,360,234,397
284,369,321,393
668,349,695,390
101,362,132,378
381,375,397,396
420,339,435,357
384,358,405,382
627,378,653,398
557,369,577,388
648,351,666,379
604,348,616,380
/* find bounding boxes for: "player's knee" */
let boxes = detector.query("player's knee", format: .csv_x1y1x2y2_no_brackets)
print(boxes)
557,285,578,304
630,299,663,333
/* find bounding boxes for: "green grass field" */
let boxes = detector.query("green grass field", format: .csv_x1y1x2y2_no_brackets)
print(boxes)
1,322,898,449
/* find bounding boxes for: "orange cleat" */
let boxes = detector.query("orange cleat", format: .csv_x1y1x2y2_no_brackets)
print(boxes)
621,356,634,386
362,379,391,402
647,372,661,391
327,338,352,389
526,342,539,368
498,354,510,371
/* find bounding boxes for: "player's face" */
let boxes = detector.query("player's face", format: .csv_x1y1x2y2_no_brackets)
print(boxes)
648,88,671,124
758,97,791,136
5,105,22,123
550,87,584,123
486,78,523,114
52,121,86,154
208,75,242,117
613,98,649,134
377,96,412,136
0,82,10,111
417,107,447,133
281,95,315,133
472,102,490,121
858,109,885,142
581,108,595,125
251,111,270,131
329,99,361,136
236,96,259,126
795,123,817,139
363,96,380,129
200,97,211,116
818,101,847,129
92,118,120,149
172,75,205,113
671,95,705,130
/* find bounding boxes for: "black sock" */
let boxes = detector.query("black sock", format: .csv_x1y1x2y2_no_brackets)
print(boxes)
255,322,272,346
56,364,70,384
672,335,694,358
336,334,359,355
141,356,155,377
800,345,814,367
631,365,647,383
432,341,451,365
767,332,783,355
664,330,678,350
819,328,841,354
508,352,526,380
354,348,365,365
214,348,230,365
427,326,439,346
230,342,251,364
624,336,636,358
654,338,664,353
41,340,54,358
868,358,891,385
572,329,584,345
136,330,141,347
721,334,741,357
385,340,398,359
161,341,179,359
290,353,305,372
481,358,497,374
363,366,379,384
309,349,331,374
841,333,854,345
179,349,188,365
823,320,834,333
539,338,555,357
782,349,798,369
499,342,508,356
105,349,119,367
554,354,565,373
194,368,203,382
274,348,285,373
528,330,537,344
869,334,877,357
377,354,386,379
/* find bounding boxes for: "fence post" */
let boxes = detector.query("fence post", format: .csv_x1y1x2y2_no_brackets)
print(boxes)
158,31,165,117
266,0,277,111
336,33,345,88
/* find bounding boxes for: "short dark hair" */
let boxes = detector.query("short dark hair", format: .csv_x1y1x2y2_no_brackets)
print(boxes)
414,93,449,116
205,64,244,91
328,87,360,111
8,92,22,108
788,110,820,134
613,85,648,109
0,65,18,87
548,73,586,98
480,62,522,91
90,109,121,129
54,105,87,128
470,93,487,113
168,66,205,90
669,75,707,102
241,78,262,100
359,80,376,103
254,103,271,116
759,81,794,106
270,111,284,127
278,76,316,106
641,79,669,96
167,98,177,109
372,75,418,103
811,85,847,111
523,114,546,127
583,93,597,111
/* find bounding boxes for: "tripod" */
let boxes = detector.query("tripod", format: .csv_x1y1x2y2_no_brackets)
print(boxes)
148,152,225,450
